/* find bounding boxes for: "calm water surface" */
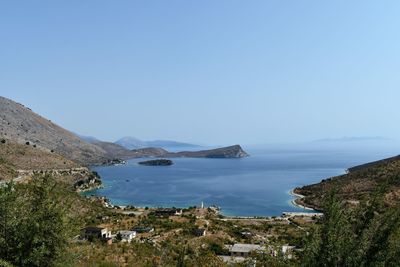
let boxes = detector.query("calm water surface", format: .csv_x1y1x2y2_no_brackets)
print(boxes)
86,146,398,216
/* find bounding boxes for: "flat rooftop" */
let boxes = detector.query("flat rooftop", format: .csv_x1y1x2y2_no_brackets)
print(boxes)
230,244,263,253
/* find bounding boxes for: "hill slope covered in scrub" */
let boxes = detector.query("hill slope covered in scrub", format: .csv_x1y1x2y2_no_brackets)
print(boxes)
295,156,400,210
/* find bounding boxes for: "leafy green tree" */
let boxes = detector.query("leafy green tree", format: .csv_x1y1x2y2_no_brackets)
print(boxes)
0,175,76,267
0,259,14,267
0,181,21,264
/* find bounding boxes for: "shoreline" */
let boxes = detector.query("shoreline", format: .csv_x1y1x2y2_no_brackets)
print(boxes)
82,186,318,218
86,167,319,217
76,184,103,193
81,181,318,217
289,188,316,211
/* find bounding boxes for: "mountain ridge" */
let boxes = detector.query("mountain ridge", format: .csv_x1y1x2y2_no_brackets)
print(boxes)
115,136,201,150
0,96,248,164
0,96,109,165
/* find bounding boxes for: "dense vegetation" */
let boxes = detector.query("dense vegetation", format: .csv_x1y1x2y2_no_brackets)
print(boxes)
0,157,16,181
0,176,77,267
302,187,400,266
2,164,400,266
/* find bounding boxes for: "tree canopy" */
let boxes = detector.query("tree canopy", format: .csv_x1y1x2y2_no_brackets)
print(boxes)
0,175,76,267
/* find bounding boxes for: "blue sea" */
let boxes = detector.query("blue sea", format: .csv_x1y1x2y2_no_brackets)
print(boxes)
85,143,399,216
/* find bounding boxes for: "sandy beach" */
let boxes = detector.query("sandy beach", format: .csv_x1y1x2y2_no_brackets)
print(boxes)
289,189,315,211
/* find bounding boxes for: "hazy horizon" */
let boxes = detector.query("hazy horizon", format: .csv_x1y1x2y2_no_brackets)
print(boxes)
2,1,400,145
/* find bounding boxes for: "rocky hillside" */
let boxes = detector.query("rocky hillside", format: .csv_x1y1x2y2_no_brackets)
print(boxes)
130,147,170,157
0,96,249,164
347,155,400,172
0,96,109,165
0,141,101,190
92,142,172,160
0,141,78,171
90,141,139,160
294,155,400,210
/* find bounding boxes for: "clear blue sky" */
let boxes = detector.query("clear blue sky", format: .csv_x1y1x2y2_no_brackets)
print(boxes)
1,1,399,145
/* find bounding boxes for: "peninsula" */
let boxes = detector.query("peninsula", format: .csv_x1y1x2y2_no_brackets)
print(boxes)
294,155,400,210
0,96,249,168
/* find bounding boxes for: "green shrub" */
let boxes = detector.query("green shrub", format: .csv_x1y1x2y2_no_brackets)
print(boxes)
0,176,77,267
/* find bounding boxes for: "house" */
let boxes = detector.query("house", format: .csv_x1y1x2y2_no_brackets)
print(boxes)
81,227,111,240
194,228,206,237
132,226,154,233
153,208,183,217
117,230,136,243
229,244,263,258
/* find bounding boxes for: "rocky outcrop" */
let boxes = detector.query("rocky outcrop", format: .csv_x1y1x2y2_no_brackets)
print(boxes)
73,171,102,192
15,167,102,191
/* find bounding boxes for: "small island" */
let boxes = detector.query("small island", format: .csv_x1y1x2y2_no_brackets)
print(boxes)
138,159,173,166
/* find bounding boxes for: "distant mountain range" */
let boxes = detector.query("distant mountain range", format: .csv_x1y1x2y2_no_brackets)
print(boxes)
114,136,147,149
115,136,201,150
313,136,392,143
0,96,248,166
146,140,201,149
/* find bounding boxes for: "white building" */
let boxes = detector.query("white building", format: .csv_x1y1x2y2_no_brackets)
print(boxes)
81,227,112,240
117,230,137,243
229,244,263,258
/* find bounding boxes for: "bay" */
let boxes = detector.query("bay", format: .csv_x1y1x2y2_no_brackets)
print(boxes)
85,145,398,216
